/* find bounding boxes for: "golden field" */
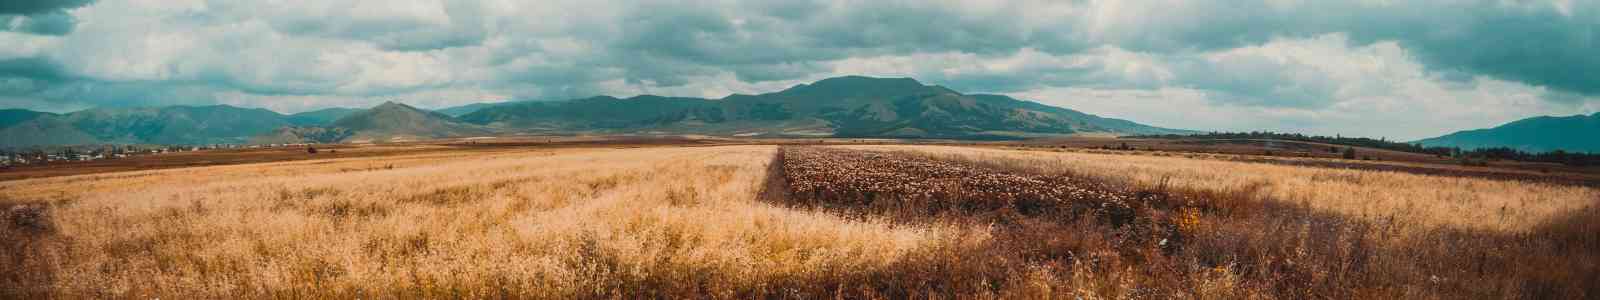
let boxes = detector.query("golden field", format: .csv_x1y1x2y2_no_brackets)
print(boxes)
1,146,944,298
3,144,1597,298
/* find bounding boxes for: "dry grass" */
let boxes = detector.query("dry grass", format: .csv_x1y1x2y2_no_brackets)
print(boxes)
847,145,1600,233
0,146,947,298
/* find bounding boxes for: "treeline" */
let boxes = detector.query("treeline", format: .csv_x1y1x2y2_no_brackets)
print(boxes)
1456,147,1600,167
1137,131,1600,166
1134,131,1455,155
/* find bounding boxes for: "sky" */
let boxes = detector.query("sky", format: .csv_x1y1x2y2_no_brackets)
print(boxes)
1,0,1596,140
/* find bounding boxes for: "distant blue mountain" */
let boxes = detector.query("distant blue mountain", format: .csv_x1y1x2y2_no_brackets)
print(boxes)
330,102,487,141
0,109,54,129
1414,113,1600,153
434,99,549,117
1,105,294,147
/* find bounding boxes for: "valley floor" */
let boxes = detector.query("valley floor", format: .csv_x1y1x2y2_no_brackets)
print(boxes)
2,144,1596,298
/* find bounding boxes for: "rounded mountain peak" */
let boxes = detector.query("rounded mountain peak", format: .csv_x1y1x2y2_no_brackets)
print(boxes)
778,75,956,100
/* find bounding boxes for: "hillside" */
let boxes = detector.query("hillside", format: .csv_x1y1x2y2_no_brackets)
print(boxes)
1415,113,1600,153
463,76,1191,138
460,95,729,131
0,105,293,147
248,126,354,144
61,105,293,145
434,100,541,117
0,102,489,147
435,103,498,117
328,102,488,142
0,109,55,129
286,108,362,126
0,116,100,147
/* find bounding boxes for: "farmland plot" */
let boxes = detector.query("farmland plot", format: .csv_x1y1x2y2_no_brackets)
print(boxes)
844,145,1600,232
773,146,1599,299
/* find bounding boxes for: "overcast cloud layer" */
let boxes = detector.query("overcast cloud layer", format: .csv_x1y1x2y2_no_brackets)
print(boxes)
0,0,1596,140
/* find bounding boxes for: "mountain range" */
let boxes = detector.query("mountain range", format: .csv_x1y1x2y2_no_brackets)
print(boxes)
1,105,298,147
1414,113,1600,153
1,76,1193,147
286,108,362,126
5,75,1594,151
456,76,1189,138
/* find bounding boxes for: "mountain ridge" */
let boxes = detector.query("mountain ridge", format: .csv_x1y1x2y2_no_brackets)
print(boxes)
461,76,1192,139
287,107,362,126
1,104,293,147
330,101,489,142
2,76,1193,147
1414,113,1600,153
0,109,56,129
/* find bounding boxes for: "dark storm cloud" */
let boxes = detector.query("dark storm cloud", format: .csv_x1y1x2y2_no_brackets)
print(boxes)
1,12,77,35
0,0,91,35
1376,5,1600,96
1056,1,1600,97
0,57,227,110
603,1,1058,87
0,58,74,85
0,0,93,15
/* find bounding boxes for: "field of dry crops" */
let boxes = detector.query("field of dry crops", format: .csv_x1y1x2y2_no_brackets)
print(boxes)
847,145,1598,232
786,146,1600,298
3,144,1597,298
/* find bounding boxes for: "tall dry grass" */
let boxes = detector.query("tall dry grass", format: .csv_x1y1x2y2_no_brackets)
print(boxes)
0,146,947,298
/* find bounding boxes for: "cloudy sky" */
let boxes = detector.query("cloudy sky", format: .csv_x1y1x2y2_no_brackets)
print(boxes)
1,0,1596,140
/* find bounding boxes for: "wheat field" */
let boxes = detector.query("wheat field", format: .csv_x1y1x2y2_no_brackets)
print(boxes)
3,144,1596,298
1,146,950,298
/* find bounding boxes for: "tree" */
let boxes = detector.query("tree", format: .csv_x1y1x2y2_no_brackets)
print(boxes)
1341,147,1357,159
